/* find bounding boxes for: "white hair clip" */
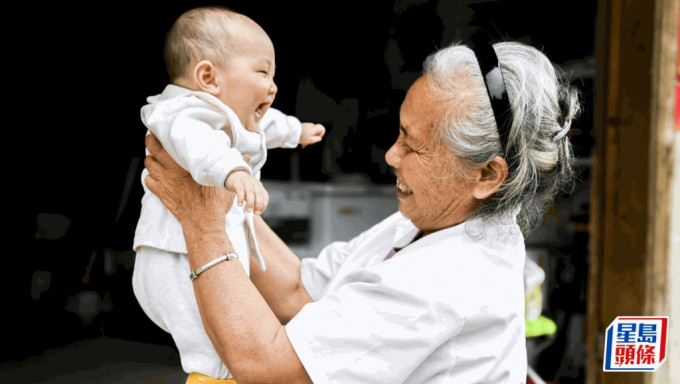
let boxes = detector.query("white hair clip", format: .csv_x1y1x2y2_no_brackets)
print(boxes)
552,125,570,142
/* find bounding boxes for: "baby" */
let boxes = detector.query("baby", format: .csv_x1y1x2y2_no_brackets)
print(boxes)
131,6,324,383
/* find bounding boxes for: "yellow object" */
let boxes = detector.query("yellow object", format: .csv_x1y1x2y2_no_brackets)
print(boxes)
525,283,543,320
187,372,237,384
525,315,557,338
523,256,545,320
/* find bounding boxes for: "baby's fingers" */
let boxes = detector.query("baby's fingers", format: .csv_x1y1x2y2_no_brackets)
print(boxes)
253,187,269,215
316,124,326,137
234,186,245,208
244,187,256,213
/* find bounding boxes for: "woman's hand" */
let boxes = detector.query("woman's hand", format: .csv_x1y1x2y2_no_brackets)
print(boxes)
144,133,234,228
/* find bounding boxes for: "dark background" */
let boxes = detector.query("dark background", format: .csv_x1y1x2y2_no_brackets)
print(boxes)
10,1,597,382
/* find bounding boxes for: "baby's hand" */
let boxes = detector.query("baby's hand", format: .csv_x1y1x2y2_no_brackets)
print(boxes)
300,123,326,148
224,170,269,215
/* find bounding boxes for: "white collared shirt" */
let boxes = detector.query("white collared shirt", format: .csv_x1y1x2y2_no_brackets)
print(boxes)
286,211,528,383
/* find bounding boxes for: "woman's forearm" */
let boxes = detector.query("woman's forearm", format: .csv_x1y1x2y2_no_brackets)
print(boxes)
183,222,311,384
249,215,313,324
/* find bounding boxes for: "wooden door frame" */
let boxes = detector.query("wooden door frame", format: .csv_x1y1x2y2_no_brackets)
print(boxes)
587,0,678,383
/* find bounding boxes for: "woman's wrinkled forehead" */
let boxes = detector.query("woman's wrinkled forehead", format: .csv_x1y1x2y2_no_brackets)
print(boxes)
401,77,438,118
400,77,449,141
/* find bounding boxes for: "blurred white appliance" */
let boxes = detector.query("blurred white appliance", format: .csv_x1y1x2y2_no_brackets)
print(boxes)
262,180,398,259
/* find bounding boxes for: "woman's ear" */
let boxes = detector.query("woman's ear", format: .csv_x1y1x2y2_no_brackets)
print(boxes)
193,60,220,95
471,156,508,200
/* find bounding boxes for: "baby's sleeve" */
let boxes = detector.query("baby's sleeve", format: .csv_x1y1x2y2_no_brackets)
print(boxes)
260,108,302,149
141,100,250,191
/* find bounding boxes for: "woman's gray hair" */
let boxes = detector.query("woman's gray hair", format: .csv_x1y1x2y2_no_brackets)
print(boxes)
423,41,580,235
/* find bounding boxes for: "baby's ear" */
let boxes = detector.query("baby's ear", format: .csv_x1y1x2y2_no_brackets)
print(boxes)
193,60,220,95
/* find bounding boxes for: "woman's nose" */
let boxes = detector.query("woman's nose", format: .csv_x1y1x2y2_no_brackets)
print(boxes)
385,143,400,168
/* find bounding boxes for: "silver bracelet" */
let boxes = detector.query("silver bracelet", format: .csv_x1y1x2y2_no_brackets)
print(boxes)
189,253,239,281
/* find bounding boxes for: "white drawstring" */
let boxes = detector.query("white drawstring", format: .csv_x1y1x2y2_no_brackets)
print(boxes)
245,211,266,270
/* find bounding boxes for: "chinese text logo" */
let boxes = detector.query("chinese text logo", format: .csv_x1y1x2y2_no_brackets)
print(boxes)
603,316,668,371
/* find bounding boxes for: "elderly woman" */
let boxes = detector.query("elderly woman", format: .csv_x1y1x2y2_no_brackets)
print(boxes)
143,41,579,384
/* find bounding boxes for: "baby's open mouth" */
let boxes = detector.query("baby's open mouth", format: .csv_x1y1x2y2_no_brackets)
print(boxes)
255,103,268,118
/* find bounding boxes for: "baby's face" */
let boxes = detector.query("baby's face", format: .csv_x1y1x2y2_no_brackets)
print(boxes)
216,27,277,133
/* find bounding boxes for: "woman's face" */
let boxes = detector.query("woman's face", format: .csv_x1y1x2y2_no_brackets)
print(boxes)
385,76,478,232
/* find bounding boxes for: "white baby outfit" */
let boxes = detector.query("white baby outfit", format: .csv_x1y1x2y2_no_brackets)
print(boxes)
132,84,301,379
